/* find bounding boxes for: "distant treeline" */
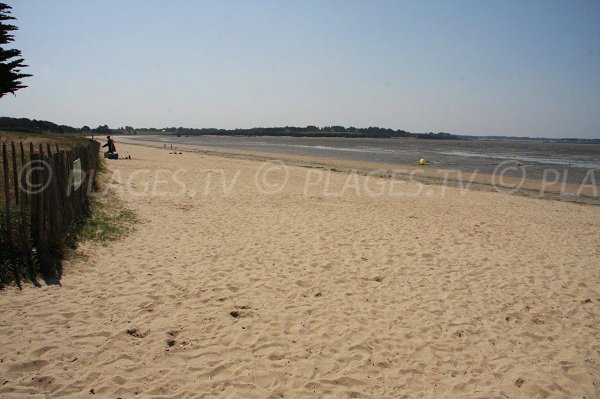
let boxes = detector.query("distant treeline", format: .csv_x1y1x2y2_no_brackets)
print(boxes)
0,117,78,134
136,126,458,140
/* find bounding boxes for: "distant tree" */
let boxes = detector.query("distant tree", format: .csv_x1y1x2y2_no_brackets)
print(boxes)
81,125,91,132
0,3,32,98
95,124,110,133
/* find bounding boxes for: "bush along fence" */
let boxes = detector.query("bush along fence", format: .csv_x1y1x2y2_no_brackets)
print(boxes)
0,139,100,288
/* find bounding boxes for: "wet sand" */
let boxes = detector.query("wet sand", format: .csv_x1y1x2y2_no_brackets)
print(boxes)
0,143,599,398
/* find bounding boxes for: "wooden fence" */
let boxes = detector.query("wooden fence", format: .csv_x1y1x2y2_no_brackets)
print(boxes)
0,139,100,288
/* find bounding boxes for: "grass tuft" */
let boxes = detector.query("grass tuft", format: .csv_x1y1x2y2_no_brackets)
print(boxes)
76,157,138,244
78,196,138,244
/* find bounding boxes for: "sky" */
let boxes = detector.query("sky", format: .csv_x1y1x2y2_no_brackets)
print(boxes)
0,0,599,138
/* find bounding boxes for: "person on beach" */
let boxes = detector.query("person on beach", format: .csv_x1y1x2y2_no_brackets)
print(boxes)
102,135,117,153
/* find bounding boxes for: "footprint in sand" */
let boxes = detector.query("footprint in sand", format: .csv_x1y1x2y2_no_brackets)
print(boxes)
126,327,150,339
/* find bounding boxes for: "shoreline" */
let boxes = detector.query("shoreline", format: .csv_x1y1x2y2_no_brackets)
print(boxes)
117,136,600,205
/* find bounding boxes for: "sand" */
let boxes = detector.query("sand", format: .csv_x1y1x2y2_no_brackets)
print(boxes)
1,142,599,398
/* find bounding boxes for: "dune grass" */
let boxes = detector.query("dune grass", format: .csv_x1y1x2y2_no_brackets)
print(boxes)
78,197,137,243
77,167,138,244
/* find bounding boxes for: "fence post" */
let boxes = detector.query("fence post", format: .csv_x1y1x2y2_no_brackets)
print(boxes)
11,142,19,206
30,153,42,256
2,142,20,288
19,142,28,205
2,143,10,237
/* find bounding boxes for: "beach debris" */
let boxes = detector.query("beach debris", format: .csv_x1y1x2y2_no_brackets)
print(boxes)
165,330,178,348
361,275,384,283
582,298,592,304
89,388,95,394
126,327,149,338
314,292,322,297
230,306,252,318
419,158,427,166
515,378,525,387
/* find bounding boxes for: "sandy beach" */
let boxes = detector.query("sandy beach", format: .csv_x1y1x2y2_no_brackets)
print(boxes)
1,142,599,398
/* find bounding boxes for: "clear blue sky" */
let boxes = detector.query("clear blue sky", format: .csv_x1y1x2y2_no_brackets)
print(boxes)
1,0,599,138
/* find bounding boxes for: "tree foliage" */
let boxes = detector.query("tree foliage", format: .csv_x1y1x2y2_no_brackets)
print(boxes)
0,2,31,98
0,116,78,133
95,124,110,133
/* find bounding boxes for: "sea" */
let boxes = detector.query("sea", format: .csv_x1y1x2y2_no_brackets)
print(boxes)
125,135,600,187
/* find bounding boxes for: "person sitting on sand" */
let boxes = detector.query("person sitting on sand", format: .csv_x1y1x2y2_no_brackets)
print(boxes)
102,135,117,153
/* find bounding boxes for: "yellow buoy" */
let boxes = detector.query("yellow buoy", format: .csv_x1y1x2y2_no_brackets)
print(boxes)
419,158,427,166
